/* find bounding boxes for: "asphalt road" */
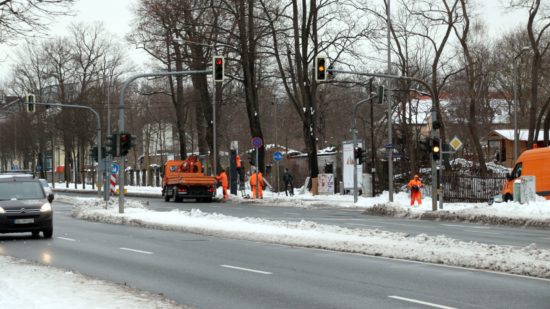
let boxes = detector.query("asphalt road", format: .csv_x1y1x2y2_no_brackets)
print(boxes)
1,198,549,308
114,194,550,250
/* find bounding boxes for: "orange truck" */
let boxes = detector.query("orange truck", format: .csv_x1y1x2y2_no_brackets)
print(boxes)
501,146,550,201
162,157,217,203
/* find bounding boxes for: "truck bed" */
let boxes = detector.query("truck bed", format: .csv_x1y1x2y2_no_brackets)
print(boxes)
164,173,216,186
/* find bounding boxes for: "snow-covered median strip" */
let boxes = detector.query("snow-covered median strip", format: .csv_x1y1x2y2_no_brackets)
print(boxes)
71,198,550,279
0,255,187,309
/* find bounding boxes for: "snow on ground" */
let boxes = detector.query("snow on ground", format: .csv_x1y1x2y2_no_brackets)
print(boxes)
0,255,187,309
70,197,550,279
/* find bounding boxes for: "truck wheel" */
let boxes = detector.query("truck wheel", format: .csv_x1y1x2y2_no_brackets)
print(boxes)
175,196,183,203
503,194,512,202
164,187,171,202
204,197,213,203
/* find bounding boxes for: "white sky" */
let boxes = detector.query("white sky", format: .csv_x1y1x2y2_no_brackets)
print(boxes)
0,0,528,82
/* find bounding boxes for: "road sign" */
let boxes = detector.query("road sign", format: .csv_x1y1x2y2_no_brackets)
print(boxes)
111,163,119,174
449,136,463,151
273,151,283,162
251,137,263,148
384,143,394,149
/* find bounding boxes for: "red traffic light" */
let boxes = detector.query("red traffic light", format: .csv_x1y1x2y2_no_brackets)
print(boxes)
120,134,129,142
215,58,223,65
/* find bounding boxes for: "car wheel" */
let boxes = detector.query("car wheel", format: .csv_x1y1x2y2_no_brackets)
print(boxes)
32,231,40,238
503,194,513,202
43,228,53,239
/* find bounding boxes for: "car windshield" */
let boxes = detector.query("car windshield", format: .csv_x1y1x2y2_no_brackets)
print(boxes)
0,181,45,200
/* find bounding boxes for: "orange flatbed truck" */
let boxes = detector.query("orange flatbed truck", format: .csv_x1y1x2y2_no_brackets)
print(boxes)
162,157,217,203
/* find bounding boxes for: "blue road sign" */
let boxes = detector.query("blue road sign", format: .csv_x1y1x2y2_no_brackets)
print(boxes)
384,143,394,149
111,163,119,174
273,151,283,162
251,137,263,148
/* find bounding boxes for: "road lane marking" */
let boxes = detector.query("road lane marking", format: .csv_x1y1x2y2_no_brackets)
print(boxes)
120,247,153,255
462,229,500,235
57,237,76,242
388,296,456,309
284,212,300,215
347,223,384,228
220,264,272,275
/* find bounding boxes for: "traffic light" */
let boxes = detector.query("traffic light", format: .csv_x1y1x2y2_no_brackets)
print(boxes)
213,56,224,82
327,64,335,79
377,86,385,104
432,138,441,161
315,56,327,81
91,146,98,162
119,133,132,156
25,94,36,113
432,119,441,130
354,147,366,165
106,134,118,157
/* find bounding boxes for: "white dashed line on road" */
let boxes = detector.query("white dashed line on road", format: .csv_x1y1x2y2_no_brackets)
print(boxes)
120,247,153,255
388,295,456,309
57,237,76,242
220,264,272,275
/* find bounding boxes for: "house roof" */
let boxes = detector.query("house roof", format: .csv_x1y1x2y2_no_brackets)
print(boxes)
489,129,539,141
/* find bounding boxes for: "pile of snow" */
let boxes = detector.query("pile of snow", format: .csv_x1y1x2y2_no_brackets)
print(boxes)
0,256,186,309
54,183,162,195
71,198,550,279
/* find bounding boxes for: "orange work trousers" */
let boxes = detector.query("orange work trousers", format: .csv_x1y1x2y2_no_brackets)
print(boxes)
251,186,263,199
410,191,422,206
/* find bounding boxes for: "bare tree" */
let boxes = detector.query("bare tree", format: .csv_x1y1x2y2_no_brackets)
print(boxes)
0,0,73,44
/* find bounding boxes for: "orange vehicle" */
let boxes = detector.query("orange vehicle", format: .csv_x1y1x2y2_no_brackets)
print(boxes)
501,147,550,202
162,156,217,203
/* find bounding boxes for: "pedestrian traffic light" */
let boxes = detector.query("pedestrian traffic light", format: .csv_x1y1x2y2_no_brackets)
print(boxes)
315,56,327,81
25,94,36,113
119,133,132,156
432,138,441,161
354,146,366,164
106,134,118,157
213,56,224,82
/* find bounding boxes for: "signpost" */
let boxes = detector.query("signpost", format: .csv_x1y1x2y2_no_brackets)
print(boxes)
273,151,283,194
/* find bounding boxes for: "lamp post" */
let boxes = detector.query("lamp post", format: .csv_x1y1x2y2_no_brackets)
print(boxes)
513,46,530,161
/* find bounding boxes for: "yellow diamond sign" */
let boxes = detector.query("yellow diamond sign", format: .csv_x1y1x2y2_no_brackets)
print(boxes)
450,136,463,151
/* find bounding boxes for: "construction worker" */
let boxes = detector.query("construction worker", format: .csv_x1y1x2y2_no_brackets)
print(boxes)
407,174,423,206
216,169,229,200
249,168,264,199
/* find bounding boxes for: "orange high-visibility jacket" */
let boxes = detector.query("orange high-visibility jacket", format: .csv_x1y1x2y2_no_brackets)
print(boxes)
249,172,263,187
217,172,228,189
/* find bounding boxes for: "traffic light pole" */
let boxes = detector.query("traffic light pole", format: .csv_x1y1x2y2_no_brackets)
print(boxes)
118,70,210,213
352,95,378,203
24,102,102,197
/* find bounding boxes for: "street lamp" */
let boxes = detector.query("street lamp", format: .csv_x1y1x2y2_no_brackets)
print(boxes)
512,46,530,161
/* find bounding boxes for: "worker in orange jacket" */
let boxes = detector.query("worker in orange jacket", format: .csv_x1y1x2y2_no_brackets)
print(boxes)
249,169,264,199
216,169,229,200
407,174,423,206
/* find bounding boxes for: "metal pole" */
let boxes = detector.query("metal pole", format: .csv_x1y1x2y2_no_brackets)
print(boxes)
255,149,259,198
386,0,393,202
513,59,519,162
431,109,438,211
212,80,217,176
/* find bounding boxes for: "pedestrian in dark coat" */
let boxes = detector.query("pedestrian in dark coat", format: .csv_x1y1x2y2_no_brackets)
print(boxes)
282,168,294,196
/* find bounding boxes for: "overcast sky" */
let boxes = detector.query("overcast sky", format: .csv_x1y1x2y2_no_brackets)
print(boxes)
0,0,528,82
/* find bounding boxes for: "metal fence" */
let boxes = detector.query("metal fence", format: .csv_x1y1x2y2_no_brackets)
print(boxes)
441,173,506,203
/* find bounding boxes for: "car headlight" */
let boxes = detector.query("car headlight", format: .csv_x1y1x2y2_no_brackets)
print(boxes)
0,207,4,214
40,203,52,212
